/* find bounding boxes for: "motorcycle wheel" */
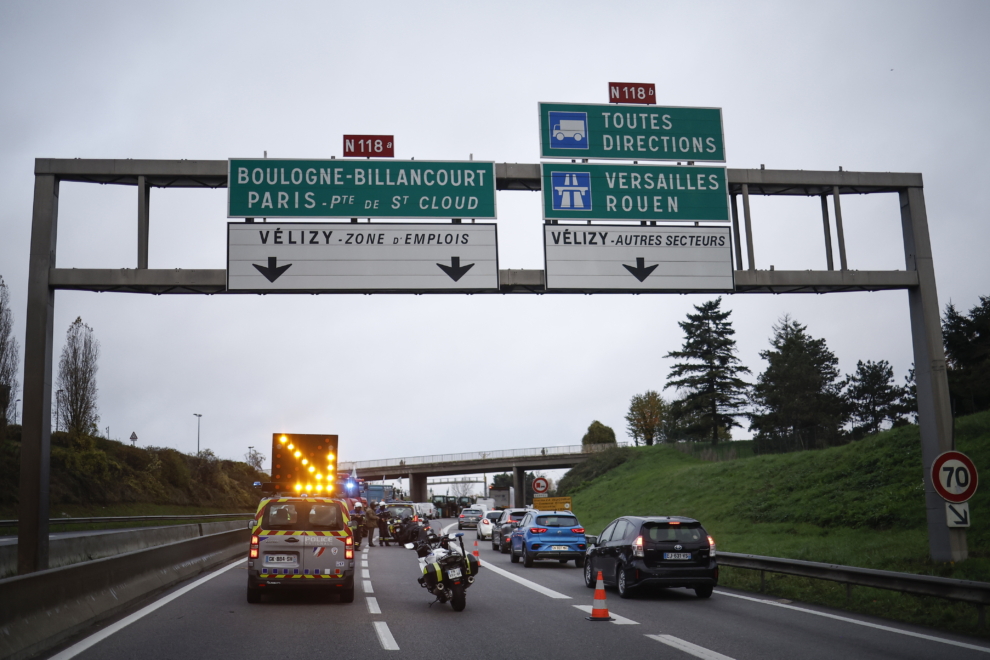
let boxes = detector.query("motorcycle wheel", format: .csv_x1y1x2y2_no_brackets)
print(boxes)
450,584,467,612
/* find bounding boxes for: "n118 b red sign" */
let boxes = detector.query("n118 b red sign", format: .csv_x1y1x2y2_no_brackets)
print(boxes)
608,82,656,105
343,135,394,158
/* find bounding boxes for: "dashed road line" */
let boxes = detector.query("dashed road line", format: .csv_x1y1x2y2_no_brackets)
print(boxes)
366,596,381,614
361,569,371,578
646,634,735,660
362,579,374,593
483,561,571,599
573,604,638,624
373,621,399,651
715,590,990,653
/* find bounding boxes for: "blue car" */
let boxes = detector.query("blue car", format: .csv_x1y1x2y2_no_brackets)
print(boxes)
510,510,587,567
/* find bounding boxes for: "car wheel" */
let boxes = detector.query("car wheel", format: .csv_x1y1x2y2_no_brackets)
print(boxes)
458,523,462,530
576,555,586,568
694,585,714,599
492,539,499,551
584,559,596,588
523,547,534,568
510,543,520,563
617,567,633,599
246,586,260,604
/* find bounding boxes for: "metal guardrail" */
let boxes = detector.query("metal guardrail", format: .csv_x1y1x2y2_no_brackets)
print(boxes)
719,551,990,624
0,513,253,527
339,442,628,471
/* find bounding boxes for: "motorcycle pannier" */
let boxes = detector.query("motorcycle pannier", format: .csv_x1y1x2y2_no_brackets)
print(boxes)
464,554,481,576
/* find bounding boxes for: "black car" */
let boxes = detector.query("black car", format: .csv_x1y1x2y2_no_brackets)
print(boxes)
583,516,717,599
493,508,532,553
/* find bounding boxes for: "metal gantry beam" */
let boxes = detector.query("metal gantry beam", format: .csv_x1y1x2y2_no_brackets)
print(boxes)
17,159,963,573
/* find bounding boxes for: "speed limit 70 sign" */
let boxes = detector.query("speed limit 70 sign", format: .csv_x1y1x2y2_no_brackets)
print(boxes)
931,451,979,503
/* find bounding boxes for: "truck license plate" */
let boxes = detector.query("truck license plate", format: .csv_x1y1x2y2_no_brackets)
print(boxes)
664,552,692,560
447,568,462,579
551,545,569,550
266,555,294,564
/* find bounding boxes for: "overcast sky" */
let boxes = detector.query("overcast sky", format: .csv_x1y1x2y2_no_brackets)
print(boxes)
1,1,988,491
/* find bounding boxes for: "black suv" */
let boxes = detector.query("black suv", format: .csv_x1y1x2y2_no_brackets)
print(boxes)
493,508,532,553
583,516,717,599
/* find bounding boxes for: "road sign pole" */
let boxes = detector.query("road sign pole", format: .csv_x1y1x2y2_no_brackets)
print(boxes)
900,186,967,562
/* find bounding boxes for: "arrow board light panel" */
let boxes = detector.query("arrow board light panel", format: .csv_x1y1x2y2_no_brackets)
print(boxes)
544,225,733,292
227,222,499,292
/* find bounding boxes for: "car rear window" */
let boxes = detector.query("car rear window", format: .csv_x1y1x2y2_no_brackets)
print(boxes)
486,512,502,520
463,509,482,515
644,523,705,543
508,512,527,521
386,505,415,519
535,515,579,527
264,502,344,531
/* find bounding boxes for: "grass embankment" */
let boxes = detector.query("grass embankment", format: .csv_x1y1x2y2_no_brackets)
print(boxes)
0,427,264,531
563,412,990,637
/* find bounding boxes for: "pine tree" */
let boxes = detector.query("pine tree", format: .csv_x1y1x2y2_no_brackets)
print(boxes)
942,297,990,415
845,360,906,438
56,317,100,435
664,298,750,446
0,276,19,426
900,365,918,424
750,316,848,453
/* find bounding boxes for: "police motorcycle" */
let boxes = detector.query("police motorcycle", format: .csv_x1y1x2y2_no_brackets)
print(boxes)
405,531,480,612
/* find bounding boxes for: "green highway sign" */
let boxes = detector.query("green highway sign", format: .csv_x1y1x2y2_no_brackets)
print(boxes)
539,102,724,162
228,159,497,219
542,163,729,223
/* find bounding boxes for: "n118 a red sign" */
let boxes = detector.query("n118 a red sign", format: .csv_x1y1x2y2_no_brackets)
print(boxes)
343,135,394,158
608,82,656,105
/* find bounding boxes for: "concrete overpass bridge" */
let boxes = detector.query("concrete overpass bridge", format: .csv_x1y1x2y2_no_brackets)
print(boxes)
338,443,626,506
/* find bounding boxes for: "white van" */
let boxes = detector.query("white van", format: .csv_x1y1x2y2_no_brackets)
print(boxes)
414,502,437,520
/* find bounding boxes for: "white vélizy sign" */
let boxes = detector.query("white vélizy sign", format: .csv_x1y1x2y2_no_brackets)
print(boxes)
543,225,733,291
227,222,499,292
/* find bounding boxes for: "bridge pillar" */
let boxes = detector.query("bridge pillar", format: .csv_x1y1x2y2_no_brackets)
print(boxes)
408,473,427,502
513,466,525,507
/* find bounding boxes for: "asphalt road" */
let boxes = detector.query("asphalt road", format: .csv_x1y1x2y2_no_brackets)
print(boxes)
42,518,990,660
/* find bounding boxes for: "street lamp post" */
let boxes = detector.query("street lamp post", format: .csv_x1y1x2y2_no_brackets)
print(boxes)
193,413,202,454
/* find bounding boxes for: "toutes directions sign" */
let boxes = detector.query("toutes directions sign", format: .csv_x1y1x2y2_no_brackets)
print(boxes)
544,225,733,292
539,102,724,162
541,163,729,223
227,222,499,292
228,159,496,219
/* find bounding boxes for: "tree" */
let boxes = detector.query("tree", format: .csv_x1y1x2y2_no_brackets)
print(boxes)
0,276,19,426
55,317,100,435
943,297,990,415
624,390,669,445
750,316,848,453
664,298,750,445
581,420,616,446
845,360,905,438
449,481,474,498
244,447,266,471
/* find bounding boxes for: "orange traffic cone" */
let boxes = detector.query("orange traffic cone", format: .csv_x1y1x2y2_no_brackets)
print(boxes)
473,538,481,566
586,570,614,621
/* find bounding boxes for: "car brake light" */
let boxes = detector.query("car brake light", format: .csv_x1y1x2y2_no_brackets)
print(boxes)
250,548,259,558
632,535,644,558
345,535,354,559
249,534,259,559
251,535,259,545
571,528,585,533
669,521,680,525
530,527,548,534
459,514,464,518
708,535,717,557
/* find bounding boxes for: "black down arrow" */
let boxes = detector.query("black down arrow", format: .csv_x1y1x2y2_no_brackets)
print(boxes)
253,256,292,283
436,256,474,282
623,257,659,282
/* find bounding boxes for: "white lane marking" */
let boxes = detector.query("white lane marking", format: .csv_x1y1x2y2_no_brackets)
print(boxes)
362,579,374,593
646,634,735,660
361,569,371,578
49,559,244,660
374,621,400,651
573,604,639,624
361,560,369,568
442,522,457,534
483,561,571,599
366,596,381,614
715,590,990,653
